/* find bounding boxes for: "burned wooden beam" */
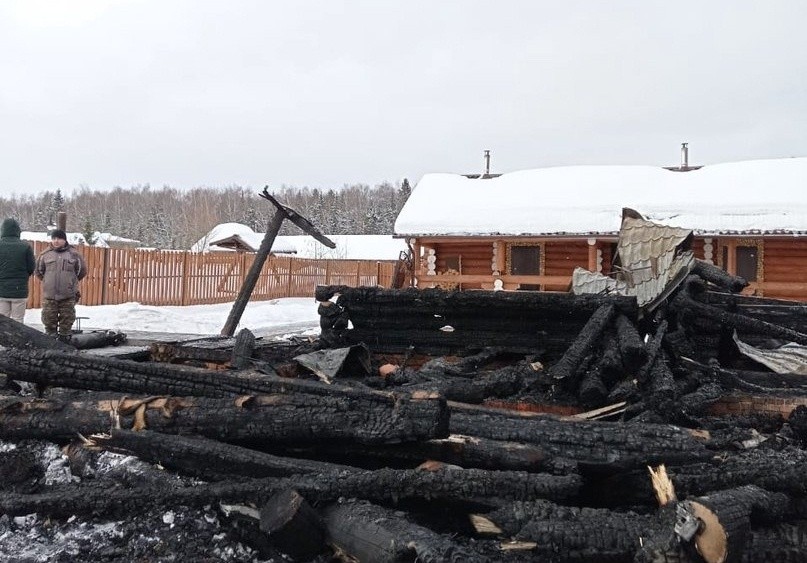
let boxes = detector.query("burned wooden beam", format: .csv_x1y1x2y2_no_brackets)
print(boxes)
260,489,325,561
692,259,749,293
402,363,531,404
549,303,616,384
448,402,711,470
323,498,488,563
92,429,353,479
152,335,318,366
150,335,240,363
0,314,74,351
478,499,653,562
636,320,668,384
0,392,448,446
286,434,568,473
613,313,647,371
221,188,335,337
701,291,807,333
0,465,581,518
0,347,427,404
231,328,256,369
741,523,807,562
604,447,807,503
674,289,807,346
680,485,791,563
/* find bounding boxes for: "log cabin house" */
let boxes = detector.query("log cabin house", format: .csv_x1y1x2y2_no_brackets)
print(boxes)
394,156,807,300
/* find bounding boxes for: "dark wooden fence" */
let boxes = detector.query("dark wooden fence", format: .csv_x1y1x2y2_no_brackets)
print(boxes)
26,242,399,308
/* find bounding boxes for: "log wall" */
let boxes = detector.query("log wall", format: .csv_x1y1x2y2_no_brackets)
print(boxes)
544,240,589,290
414,235,807,301
430,241,493,289
755,238,807,300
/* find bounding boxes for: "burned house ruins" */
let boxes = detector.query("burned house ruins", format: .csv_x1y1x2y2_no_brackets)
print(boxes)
1,203,807,562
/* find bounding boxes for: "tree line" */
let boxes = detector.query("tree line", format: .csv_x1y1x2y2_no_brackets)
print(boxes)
0,180,413,250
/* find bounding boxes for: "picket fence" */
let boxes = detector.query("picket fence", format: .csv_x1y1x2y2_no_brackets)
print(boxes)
25,241,398,308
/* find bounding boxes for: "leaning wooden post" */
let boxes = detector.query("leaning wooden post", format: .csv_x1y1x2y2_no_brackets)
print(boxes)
220,187,335,336
221,210,285,336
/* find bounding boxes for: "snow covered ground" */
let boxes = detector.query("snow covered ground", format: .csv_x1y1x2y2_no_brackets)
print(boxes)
22,297,321,339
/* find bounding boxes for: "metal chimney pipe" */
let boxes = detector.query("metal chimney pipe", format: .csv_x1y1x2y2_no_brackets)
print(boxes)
484,150,491,176
680,142,689,169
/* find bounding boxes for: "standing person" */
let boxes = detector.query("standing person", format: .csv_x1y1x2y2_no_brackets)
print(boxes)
0,218,36,323
35,229,87,341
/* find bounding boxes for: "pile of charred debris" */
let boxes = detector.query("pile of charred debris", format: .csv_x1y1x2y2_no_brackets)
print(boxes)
1,262,807,562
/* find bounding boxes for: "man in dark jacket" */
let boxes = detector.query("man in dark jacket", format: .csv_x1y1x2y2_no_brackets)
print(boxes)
35,229,87,339
0,218,36,323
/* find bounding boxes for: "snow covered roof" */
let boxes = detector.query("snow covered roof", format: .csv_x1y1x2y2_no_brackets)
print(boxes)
21,231,109,248
190,223,297,254
192,225,407,259
394,157,807,237
94,231,141,245
276,235,408,260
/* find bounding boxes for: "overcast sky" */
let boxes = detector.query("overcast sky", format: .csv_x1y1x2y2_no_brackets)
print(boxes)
1,0,806,197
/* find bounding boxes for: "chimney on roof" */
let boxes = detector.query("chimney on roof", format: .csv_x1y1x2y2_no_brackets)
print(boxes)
484,150,491,176
680,142,689,169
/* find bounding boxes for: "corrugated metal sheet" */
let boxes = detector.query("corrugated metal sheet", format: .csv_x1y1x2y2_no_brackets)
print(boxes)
572,209,693,310
733,332,807,375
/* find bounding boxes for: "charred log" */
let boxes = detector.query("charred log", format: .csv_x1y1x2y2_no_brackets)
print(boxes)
614,313,647,371
0,347,436,404
231,328,256,370
417,347,509,379
323,498,487,563
682,357,807,394
692,260,749,293
606,448,807,502
549,303,616,384
636,320,668,384
0,315,74,351
701,291,807,333
674,290,807,346
285,434,569,473
0,466,581,518
404,364,531,404
680,485,791,563
0,392,448,445
259,489,325,561
578,368,608,407
448,403,711,470
92,429,353,479
481,499,653,563
741,522,807,563
149,334,317,365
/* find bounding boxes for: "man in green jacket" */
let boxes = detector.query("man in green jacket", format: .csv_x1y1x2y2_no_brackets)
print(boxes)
35,229,87,339
0,218,36,323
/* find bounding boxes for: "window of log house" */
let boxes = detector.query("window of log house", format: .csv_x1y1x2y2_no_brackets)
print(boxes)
443,256,460,272
508,244,542,290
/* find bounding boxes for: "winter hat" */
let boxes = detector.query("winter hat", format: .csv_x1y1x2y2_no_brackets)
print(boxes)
50,229,67,240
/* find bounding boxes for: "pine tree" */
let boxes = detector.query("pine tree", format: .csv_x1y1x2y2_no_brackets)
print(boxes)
399,178,412,202
82,219,97,245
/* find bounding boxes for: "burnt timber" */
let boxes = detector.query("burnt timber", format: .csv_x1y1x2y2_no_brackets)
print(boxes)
2,267,807,562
